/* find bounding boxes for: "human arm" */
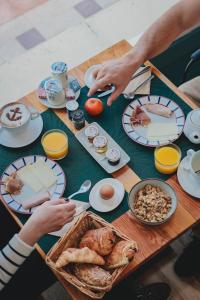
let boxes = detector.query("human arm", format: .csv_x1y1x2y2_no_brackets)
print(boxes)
88,0,200,105
0,199,76,290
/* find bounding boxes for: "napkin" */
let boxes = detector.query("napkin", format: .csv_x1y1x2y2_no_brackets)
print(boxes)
49,199,90,237
123,66,151,95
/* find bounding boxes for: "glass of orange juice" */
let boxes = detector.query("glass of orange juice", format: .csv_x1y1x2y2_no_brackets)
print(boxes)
154,144,181,174
41,129,68,160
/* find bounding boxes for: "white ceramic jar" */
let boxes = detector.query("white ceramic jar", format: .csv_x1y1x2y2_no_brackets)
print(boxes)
51,61,68,88
45,78,65,106
184,109,200,144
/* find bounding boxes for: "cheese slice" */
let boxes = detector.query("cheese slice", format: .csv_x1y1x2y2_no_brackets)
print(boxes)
17,166,43,192
29,158,57,188
147,122,178,141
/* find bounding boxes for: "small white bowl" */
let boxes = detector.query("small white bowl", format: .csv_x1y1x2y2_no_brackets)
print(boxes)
128,178,177,225
84,64,102,89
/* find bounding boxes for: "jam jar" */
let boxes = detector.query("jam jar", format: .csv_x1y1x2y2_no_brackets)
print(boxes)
93,135,108,154
72,109,85,130
84,125,99,143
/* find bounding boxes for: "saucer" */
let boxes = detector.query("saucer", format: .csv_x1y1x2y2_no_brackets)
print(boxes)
177,156,200,198
84,64,102,89
38,75,80,109
89,178,125,212
0,115,43,148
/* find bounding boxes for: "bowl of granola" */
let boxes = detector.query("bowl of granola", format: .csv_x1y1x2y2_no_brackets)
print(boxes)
128,179,177,225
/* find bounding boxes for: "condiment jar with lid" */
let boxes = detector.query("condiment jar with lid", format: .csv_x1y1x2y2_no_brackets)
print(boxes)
66,100,79,120
44,78,65,106
93,135,108,154
84,125,99,143
51,61,68,88
106,148,121,165
184,109,200,144
72,109,85,130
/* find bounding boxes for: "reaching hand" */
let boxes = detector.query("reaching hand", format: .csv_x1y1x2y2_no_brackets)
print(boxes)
88,57,138,106
19,199,76,246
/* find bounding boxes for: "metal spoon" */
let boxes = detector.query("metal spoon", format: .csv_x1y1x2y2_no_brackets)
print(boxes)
67,180,92,200
123,74,155,99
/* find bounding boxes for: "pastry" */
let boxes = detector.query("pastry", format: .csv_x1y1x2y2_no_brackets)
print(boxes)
99,185,115,200
106,240,138,269
93,136,108,154
144,104,172,118
55,247,105,268
74,264,112,288
106,148,121,166
131,106,151,126
5,172,23,195
84,125,99,143
22,191,50,210
79,227,116,256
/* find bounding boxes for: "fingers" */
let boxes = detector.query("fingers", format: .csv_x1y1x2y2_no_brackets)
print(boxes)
88,77,109,97
107,86,124,106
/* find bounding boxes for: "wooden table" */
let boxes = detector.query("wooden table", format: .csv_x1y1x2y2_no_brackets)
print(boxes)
1,40,200,300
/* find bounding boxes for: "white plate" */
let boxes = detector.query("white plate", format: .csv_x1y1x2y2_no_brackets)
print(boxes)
0,115,43,148
38,76,80,109
89,178,125,212
177,156,200,198
122,95,185,147
0,155,66,214
84,64,102,89
75,122,130,174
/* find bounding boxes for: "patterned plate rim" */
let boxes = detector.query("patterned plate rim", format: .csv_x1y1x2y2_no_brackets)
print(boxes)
0,155,66,215
122,95,185,147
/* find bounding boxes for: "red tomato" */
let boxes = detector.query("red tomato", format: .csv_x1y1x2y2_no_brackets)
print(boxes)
84,98,104,116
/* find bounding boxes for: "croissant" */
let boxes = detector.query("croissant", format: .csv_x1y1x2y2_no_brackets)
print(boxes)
74,264,112,289
79,227,116,256
55,247,105,268
5,172,23,195
106,240,138,269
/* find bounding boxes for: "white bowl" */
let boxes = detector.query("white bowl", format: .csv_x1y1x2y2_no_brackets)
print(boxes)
128,178,177,225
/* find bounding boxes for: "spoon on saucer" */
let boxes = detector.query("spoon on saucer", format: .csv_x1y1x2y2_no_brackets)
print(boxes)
67,180,92,200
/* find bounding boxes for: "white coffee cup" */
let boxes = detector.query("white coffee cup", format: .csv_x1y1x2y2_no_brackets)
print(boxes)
183,149,200,180
45,78,65,106
0,102,40,133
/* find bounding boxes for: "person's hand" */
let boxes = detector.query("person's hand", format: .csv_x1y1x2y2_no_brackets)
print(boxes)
88,56,139,106
19,199,76,246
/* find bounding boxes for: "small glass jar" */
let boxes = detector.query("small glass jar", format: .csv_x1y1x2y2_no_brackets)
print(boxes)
66,100,79,120
84,125,99,143
106,148,121,165
51,61,68,88
72,109,85,130
93,135,108,154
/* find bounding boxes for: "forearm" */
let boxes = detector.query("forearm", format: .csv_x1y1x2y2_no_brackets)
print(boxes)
0,234,34,291
124,0,200,67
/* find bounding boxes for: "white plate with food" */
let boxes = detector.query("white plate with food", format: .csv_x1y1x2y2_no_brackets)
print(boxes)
0,114,43,148
89,178,125,212
0,155,66,214
177,156,200,198
38,75,81,109
75,122,130,174
128,178,177,225
122,95,185,147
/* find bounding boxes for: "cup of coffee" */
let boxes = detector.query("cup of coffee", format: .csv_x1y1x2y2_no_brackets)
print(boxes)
183,149,200,179
51,61,68,89
0,102,40,132
45,78,65,106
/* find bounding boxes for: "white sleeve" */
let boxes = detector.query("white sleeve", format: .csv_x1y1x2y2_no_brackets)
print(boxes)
0,234,34,291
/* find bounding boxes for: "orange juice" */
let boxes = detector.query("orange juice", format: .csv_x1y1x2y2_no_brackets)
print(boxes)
155,144,181,174
42,129,68,160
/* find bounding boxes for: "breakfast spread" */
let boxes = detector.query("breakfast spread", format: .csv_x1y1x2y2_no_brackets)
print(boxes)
131,106,151,126
99,185,115,200
106,148,121,165
93,135,108,153
84,125,99,143
133,184,172,223
5,173,23,195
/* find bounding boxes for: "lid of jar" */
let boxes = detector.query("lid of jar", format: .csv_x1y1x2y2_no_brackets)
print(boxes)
66,100,79,111
44,78,62,93
93,135,107,148
106,148,121,162
72,109,84,121
51,61,67,74
84,125,99,138
190,109,200,127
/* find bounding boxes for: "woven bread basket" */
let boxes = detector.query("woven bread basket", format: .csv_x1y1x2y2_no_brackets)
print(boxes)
46,212,137,299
